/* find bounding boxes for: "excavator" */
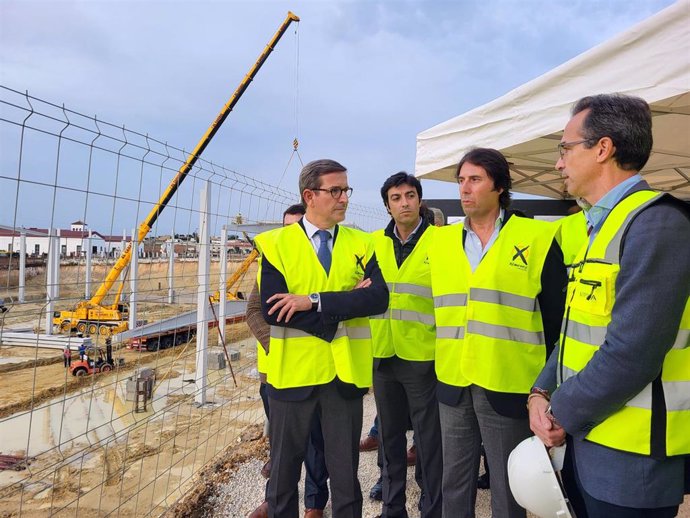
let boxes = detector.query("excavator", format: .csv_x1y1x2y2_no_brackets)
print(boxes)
53,11,300,335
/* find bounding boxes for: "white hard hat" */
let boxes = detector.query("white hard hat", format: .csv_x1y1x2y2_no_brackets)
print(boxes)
508,436,574,518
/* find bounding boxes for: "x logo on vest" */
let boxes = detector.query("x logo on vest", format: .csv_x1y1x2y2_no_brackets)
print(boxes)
512,245,530,265
315,229,331,274
354,254,365,272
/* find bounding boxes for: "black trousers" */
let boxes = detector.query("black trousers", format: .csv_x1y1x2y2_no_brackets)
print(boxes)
267,381,363,518
373,356,442,518
304,412,329,509
261,382,329,509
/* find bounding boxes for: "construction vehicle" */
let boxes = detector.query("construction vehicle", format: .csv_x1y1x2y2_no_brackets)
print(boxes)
131,325,196,352
70,341,121,376
61,273,130,336
209,248,259,303
53,11,300,335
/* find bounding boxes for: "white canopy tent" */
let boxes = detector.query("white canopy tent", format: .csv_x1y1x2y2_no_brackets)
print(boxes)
415,0,690,200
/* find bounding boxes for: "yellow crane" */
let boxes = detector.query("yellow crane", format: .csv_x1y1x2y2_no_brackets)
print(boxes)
54,11,300,335
210,247,259,303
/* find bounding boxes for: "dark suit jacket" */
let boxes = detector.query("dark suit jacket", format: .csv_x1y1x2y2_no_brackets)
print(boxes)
437,210,567,417
260,219,389,401
535,181,690,507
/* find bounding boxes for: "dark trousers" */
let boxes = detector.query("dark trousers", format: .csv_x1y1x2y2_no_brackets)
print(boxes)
373,357,442,518
439,386,530,518
63,356,71,368
261,382,329,510
304,412,329,509
563,438,680,518
260,382,270,419
267,381,363,518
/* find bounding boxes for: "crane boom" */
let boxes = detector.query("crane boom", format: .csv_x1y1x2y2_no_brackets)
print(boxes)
88,11,300,307
55,12,300,335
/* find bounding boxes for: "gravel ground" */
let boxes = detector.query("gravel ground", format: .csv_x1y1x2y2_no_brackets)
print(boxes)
205,390,690,518
206,391,493,518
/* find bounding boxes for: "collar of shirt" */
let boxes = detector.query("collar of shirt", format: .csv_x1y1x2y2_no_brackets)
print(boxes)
302,215,336,252
585,173,642,239
393,216,423,245
464,208,504,271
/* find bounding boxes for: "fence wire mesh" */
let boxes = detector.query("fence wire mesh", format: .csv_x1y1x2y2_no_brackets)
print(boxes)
0,85,388,517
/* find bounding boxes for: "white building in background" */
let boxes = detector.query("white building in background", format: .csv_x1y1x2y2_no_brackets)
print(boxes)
0,220,137,258
210,237,253,257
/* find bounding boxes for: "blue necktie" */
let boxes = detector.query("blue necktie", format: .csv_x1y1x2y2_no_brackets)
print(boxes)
316,229,331,274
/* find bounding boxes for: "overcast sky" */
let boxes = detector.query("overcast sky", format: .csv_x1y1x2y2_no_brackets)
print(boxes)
0,0,676,231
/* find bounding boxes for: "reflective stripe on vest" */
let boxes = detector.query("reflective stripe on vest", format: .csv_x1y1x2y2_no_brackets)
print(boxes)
434,293,468,308
470,287,539,312
386,282,433,299
370,227,435,361
255,223,375,389
560,190,690,456
430,218,556,391
369,309,435,326
270,325,371,340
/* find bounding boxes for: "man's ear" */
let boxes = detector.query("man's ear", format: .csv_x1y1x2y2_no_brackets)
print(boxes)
596,137,616,163
302,189,313,207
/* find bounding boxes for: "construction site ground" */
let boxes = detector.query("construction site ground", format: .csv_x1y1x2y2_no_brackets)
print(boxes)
0,258,264,517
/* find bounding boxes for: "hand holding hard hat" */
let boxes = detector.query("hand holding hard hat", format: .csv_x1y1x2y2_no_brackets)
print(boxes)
528,394,566,447
508,436,576,518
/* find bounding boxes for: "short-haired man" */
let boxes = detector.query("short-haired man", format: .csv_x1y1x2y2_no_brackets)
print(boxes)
369,172,443,517
428,148,566,518
248,203,331,518
256,159,389,518
529,94,690,517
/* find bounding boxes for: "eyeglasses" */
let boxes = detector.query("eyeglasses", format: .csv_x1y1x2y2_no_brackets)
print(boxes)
557,139,594,158
311,187,354,199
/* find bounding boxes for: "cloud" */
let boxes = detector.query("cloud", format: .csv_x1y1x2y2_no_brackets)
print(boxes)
0,0,676,227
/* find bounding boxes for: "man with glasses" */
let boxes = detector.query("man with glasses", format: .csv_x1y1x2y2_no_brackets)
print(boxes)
248,203,332,518
529,94,690,518
428,148,566,518
256,159,389,518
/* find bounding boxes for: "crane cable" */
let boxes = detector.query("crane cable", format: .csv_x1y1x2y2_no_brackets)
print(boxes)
276,23,303,191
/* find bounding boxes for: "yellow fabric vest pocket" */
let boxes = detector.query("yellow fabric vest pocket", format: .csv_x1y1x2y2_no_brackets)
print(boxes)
569,262,618,317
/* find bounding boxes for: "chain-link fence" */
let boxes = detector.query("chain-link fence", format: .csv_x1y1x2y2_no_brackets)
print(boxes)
0,85,387,517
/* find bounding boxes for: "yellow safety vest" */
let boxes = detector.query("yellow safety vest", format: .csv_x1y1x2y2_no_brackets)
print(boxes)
254,228,282,377
255,223,374,389
257,342,268,374
559,190,690,456
370,226,435,361
557,211,588,266
430,216,557,392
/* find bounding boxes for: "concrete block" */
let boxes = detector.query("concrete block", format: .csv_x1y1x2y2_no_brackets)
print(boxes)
208,349,226,370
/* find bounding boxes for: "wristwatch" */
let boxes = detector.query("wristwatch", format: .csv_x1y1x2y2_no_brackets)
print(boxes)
308,292,320,310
